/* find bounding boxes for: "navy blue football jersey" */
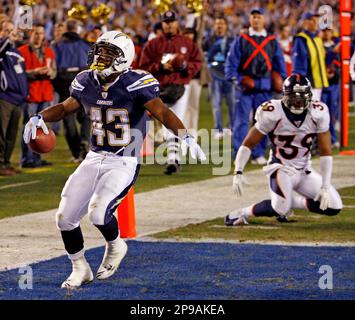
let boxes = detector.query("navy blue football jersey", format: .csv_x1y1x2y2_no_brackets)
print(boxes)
69,69,160,156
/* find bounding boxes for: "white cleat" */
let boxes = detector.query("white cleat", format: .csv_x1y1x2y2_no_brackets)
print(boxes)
251,156,267,165
61,256,94,289
96,238,128,280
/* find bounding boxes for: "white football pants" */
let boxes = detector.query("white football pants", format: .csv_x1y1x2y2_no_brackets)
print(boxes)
269,168,343,215
56,151,139,231
164,84,191,139
184,79,202,133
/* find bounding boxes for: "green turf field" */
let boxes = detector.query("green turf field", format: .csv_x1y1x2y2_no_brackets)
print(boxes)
0,88,235,217
152,185,355,243
1,88,355,245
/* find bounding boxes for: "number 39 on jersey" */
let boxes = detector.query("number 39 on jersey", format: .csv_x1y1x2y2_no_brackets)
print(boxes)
255,99,330,169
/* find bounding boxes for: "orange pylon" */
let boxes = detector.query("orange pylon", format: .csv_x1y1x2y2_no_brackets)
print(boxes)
117,187,136,238
140,135,154,157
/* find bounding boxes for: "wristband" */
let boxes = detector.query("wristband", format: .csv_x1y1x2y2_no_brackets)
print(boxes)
234,145,251,173
320,156,332,189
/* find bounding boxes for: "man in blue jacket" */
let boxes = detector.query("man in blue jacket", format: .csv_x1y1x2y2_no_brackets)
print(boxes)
0,20,28,176
53,19,91,162
207,17,235,140
321,27,340,148
225,8,286,164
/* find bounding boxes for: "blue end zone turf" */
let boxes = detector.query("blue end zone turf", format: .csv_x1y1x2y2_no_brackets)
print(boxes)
0,241,354,300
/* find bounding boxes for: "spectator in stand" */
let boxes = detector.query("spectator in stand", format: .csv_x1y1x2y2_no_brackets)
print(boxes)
321,27,341,149
0,20,28,176
49,22,65,135
53,19,91,162
206,17,235,140
139,10,202,175
18,24,57,168
131,34,143,69
292,12,328,101
183,27,203,135
85,25,103,44
278,24,293,77
147,22,163,42
225,8,286,165
145,22,165,145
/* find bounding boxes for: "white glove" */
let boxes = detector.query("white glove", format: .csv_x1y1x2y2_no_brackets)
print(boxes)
232,172,248,197
23,114,49,144
314,187,330,211
180,134,206,161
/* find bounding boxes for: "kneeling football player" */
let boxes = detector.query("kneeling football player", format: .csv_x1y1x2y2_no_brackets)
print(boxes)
225,74,343,226
23,31,206,288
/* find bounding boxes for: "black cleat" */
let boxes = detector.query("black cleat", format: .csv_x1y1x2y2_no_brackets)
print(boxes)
164,161,181,175
224,212,249,226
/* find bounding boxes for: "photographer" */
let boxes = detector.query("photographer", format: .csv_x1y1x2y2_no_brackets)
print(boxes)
53,19,91,162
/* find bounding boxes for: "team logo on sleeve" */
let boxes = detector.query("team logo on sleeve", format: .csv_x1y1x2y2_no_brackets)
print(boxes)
126,75,159,92
71,78,85,92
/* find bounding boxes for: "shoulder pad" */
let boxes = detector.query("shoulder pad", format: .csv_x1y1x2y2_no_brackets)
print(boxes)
309,101,330,133
71,70,90,92
309,100,329,118
255,100,282,134
125,71,159,92
257,100,282,120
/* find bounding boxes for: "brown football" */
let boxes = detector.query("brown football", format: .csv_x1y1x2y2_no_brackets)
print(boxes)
171,53,185,70
271,70,283,93
241,76,255,90
29,128,56,154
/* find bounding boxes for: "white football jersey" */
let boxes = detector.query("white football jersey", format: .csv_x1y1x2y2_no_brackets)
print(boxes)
255,99,330,169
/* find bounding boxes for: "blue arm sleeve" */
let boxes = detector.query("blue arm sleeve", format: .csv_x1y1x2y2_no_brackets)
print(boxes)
272,41,287,79
292,37,308,76
225,38,241,81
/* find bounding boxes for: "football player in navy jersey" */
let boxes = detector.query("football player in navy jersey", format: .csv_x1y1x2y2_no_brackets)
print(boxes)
23,31,206,289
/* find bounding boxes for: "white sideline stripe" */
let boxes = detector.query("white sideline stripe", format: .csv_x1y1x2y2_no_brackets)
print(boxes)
137,237,355,247
344,205,355,208
342,196,355,199
0,180,41,190
1,155,355,271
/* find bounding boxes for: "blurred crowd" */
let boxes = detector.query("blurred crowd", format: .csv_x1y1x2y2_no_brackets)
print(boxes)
0,1,349,42
0,0,354,176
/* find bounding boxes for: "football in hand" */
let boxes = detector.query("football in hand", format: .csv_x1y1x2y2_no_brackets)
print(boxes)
29,128,56,154
171,53,186,71
271,70,283,93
